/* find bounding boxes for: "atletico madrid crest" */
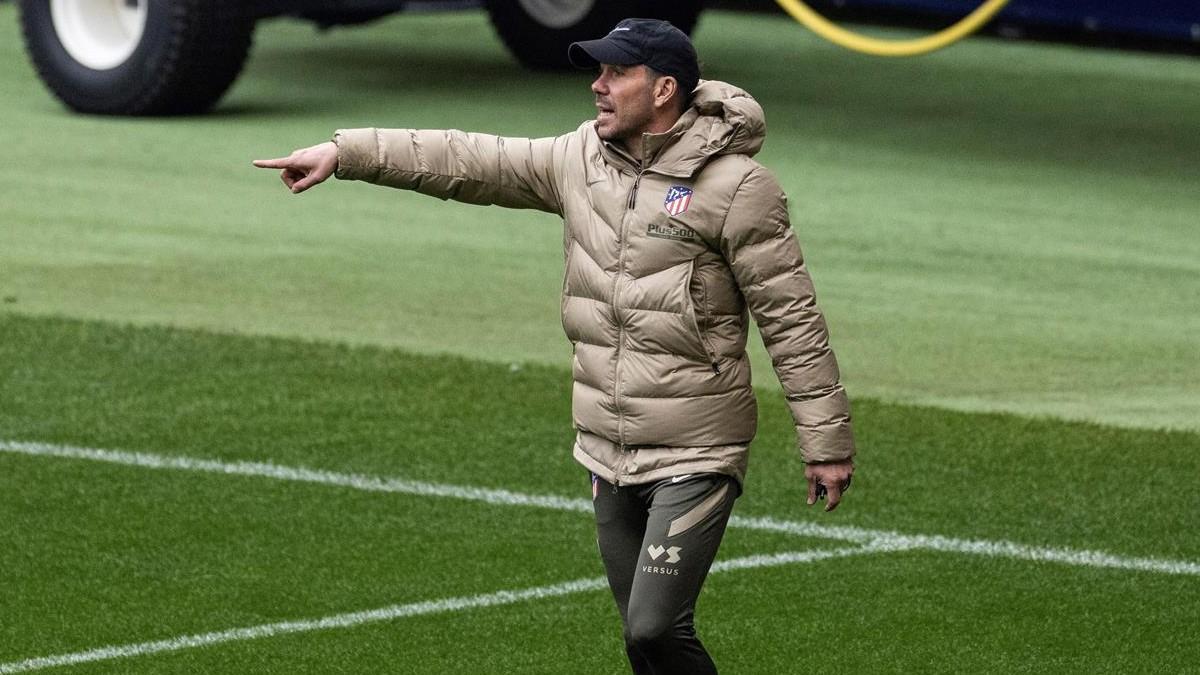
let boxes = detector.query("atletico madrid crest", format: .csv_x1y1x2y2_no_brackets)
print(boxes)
664,185,694,216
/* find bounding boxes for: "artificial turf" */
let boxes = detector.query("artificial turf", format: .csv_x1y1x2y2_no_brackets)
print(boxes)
1,3,1197,672
1,314,1198,673
1,6,1197,431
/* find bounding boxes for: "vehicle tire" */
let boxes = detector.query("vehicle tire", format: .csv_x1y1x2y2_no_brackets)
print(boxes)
484,0,703,70
17,0,255,115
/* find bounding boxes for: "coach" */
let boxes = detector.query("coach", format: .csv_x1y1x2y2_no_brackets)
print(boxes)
255,17,855,674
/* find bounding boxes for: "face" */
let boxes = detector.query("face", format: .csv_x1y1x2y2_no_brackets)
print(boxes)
591,63,657,143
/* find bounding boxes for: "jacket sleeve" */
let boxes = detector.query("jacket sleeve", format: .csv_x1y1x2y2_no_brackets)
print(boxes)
720,166,855,463
332,127,565,215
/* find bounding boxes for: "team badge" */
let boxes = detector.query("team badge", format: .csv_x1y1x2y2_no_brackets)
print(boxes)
664,185,694,216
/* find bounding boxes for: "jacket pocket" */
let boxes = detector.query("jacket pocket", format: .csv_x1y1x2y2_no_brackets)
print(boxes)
562,238,575,299
561,239,576,340
686,259,721,374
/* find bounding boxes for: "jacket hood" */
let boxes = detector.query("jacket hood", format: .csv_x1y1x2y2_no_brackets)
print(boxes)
644,79,767,177
688,80,766,157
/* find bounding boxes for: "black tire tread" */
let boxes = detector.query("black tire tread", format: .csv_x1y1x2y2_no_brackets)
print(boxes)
485,0,704,70
18,0,255,116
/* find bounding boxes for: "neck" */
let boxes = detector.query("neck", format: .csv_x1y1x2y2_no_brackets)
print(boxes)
621,110,683,160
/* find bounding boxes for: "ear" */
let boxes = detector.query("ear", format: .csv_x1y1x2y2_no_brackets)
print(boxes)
652,75,679,111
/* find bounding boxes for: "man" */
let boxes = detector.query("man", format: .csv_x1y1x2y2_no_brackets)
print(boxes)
254,18,854,674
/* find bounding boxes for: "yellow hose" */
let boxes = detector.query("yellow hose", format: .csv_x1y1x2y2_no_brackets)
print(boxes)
773,0,1011,56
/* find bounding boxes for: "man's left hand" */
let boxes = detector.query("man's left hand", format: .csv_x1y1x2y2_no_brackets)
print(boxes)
805,460,855,512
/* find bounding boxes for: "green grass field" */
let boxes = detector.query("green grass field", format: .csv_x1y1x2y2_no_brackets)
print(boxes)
1,5,1199,673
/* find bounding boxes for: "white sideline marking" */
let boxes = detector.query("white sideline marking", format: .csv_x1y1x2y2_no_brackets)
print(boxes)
3,440,1200,577
0,544,890,673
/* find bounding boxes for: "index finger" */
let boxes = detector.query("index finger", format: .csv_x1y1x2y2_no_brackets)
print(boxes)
252,157,291,169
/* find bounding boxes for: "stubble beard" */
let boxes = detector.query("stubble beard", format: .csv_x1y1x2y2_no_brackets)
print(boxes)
596,106,652,146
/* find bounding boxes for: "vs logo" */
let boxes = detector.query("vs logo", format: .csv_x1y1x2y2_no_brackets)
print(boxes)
647,544,682,564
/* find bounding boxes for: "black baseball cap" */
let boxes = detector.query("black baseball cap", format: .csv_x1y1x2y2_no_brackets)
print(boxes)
568,18,700,98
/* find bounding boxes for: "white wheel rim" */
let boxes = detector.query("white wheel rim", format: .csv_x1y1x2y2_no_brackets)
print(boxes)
50,0,148,71
516,0,595,30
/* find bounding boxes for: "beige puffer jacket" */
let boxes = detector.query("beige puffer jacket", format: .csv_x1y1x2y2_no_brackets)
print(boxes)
334,80,854,486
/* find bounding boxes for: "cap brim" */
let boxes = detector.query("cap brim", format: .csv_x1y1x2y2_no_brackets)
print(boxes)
567,38,641,69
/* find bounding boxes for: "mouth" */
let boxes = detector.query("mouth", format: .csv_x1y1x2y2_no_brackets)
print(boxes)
595,101,614,118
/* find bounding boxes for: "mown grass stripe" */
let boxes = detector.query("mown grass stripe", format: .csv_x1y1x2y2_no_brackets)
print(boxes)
0,545,884,673
3,440,1199,577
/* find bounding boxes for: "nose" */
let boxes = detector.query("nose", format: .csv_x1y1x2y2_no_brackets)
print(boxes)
591,73,607,95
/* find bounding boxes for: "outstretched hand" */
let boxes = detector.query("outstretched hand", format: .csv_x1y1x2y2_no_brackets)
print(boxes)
805,459,854,512
252,141,338,194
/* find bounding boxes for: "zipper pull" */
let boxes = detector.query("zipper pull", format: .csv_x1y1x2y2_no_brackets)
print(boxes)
626,173,642,209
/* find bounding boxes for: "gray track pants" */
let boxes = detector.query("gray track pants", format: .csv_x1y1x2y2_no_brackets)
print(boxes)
591,472,738,674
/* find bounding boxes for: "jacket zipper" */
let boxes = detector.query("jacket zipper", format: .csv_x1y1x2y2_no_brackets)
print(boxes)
691,313,721,374
687,260,721,374
612,168,642,450
689,314,721,374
